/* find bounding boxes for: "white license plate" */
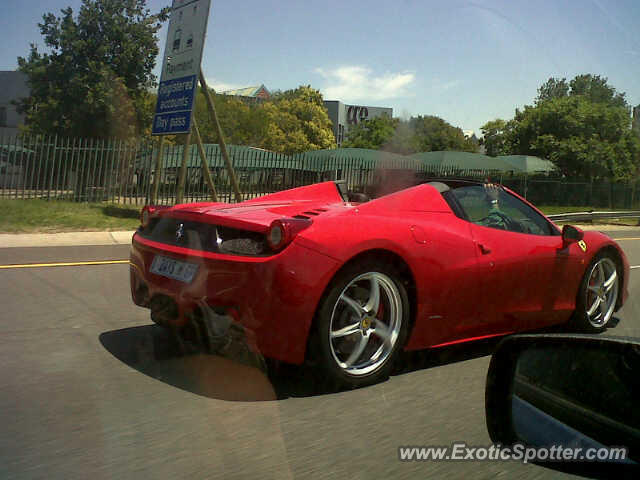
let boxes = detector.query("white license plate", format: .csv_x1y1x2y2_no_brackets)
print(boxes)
150,255,198,283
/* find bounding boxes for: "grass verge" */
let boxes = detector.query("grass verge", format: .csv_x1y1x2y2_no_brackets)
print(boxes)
0,199,141,233
0,200,636,233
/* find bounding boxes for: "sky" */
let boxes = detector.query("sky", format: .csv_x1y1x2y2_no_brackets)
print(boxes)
1,0,639,136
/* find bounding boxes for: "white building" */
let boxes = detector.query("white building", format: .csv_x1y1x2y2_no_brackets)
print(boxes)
323,101,393,146
0,71,29,138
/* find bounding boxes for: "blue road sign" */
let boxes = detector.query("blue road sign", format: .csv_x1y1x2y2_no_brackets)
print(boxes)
152,75,197,135
152,111,194,135
151,0,212,136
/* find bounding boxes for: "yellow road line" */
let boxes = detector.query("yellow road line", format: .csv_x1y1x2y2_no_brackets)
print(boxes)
613,237,640,241
0,260,130,269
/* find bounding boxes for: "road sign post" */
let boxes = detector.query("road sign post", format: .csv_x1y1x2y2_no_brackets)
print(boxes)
152,0,211,137
199,71,242,203
192,117,218,202
150,0,240,205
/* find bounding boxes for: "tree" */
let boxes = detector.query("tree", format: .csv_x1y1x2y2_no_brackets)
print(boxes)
568,74,627,108
535,74,627,108
480,118,513,156
187,85,335,154
383,119,416,154
16,0,168,138
409,115,478,153
342,114,398,150
343,114,477,154
194,90,268,146
535,77,569,104
258,86,336,154
508,75,639,179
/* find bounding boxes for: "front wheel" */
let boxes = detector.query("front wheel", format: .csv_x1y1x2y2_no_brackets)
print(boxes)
312,261,410,390
572,254,620,333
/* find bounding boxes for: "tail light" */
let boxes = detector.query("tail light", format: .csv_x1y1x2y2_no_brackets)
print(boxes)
140,205,169,228
267,218,312,251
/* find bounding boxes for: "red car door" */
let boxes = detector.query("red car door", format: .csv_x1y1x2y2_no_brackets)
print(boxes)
450,184,576,335
405,212,484,348
468,223,571,333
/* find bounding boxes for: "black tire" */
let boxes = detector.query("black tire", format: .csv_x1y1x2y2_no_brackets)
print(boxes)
570,252,621,333
310,259,411,390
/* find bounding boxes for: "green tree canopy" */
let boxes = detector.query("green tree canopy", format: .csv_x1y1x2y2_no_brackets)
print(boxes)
535,74,628,108
568,74,628,108
191,85,335,155
341,114,399,150
343,114,476,154
257,86,336,154
481,74,639,180
409,115,477,153
194,90,268,146
512,96,638,179
480,118,513,157
17,0,168,138
535,78,569,104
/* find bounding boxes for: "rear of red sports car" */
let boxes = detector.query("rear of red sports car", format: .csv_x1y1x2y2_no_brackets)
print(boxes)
129,182,347,364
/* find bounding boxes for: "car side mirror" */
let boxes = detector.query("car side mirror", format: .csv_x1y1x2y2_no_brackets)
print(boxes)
562,225,584,246
485,334,639,476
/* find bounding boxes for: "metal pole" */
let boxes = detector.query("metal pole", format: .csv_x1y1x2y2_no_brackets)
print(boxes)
176,129,192,204
192,117,218,202
151,136,165,204
198,69,242,202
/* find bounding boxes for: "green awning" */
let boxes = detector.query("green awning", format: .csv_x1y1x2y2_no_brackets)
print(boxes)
497,155,556,173
409,151,516,172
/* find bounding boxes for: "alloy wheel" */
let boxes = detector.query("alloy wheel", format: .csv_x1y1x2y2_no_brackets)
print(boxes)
585,257,619,328
328,272,403,376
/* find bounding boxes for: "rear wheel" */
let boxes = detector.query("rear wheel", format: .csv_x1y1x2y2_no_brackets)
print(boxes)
572,254,620,333
312,260,410,390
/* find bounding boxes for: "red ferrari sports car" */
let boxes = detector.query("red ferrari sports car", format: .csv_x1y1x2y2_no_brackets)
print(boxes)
130,179,629,388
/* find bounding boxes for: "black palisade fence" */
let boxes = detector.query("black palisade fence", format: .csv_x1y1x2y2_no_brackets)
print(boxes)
1,133,639,209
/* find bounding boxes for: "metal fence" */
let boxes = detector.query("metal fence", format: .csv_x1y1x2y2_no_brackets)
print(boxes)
1,133,639,209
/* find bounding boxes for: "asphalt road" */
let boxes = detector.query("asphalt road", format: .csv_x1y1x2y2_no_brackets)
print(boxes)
0,231,639,480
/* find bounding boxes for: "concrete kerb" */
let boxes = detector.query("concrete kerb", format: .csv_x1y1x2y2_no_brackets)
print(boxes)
0,231,136,248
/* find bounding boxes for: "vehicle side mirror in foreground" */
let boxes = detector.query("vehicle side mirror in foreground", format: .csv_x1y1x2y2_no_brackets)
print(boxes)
562,224,584,245
486,334,639,477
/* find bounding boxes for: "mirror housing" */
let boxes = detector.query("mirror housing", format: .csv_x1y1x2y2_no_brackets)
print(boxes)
562,224,584,246
486,334,639,476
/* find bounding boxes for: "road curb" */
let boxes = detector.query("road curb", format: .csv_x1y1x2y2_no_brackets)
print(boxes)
0,231,136,248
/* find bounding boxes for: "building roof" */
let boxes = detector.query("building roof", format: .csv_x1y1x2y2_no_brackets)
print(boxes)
220,85,270,98
409,151,514,171
497,155,556,173
302,148,419,170
137,145,556,175
409,151,556,173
